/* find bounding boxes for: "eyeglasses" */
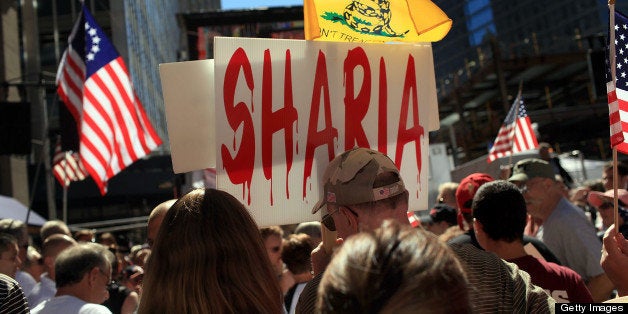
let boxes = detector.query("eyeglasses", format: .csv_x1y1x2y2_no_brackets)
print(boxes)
321,208,340,231
321,206,359,231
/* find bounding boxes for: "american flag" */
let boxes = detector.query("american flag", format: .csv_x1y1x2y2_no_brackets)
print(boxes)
487,92,539,162
607,10,628,153
56,5,162,194
52,136,88,187
407,211,420,228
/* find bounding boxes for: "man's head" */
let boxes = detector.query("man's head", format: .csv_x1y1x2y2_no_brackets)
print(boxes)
602,161,628,191
260,226,284,275
147,199,177,248
587,189,628,228
42,234,77,280
294,221,322,246
437,182,459,209
472,180,527,250
538,142,553,161
425,204,457,236
312,148,409,239
0,219,29,264
508,158,562,220
40,220,71,241
281,233,314,276
0,234,20,278
55,242,113,304
455,173,494,230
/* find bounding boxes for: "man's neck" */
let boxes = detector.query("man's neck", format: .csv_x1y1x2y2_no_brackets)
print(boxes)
292,272,313,283
484,239,527,261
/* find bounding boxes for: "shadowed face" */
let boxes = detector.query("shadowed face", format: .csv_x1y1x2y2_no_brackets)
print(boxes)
0,243,20,278
263,235,283,275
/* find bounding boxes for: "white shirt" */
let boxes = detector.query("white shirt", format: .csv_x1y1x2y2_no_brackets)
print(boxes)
15,270,36,297
28,273,56,308
31,295,112,314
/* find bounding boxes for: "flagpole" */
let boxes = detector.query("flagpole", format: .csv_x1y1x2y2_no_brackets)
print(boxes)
610,1,620,233
62,151,69,223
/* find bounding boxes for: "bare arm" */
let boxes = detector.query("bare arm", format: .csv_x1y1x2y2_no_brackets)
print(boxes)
586,273,614,302
121,291,139,314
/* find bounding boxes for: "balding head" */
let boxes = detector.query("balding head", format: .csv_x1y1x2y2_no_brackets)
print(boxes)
42,234,77,280
40,220,71,241
147,199,176,248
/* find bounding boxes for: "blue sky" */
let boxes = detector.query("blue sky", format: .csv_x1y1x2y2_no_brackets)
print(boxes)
221,0,302,10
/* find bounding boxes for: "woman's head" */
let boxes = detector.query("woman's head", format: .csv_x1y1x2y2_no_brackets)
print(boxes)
318,220,470,314
139,188,282,314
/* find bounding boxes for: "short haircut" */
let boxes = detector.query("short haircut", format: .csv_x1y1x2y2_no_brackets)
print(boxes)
294,222,321,240
318,220,470,313
40,220,71,241
604,161,628,177
438,182,459,197
281,234,313,275
0,219,27,244
0,234,17,254
42,234,76,258
55,242,111,288
472,180,527,243
260,226,283,241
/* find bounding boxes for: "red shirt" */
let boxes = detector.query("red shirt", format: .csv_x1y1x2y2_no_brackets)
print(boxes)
508,255,593,303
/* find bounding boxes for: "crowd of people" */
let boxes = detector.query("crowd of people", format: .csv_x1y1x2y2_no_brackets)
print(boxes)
1,146,628,313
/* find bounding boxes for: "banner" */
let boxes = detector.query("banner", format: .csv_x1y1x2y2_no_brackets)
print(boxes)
304,0,451,43
162,38,439,226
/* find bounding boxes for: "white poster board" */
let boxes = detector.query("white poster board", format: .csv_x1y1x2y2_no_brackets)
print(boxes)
161,38,439,227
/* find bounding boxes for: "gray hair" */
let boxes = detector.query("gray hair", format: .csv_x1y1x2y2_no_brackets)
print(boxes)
55,242,111,288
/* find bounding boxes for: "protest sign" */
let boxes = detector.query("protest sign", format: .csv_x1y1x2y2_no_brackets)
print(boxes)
162,38,439,226
160,59,215,173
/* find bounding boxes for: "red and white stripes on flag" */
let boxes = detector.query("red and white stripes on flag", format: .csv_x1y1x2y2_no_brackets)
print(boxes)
607,8,628,153
52,137,88,187
407,211,420,228
487,91,539,162
56,5,161,194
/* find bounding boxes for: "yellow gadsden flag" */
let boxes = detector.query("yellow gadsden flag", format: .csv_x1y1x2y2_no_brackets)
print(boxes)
304,0,452,43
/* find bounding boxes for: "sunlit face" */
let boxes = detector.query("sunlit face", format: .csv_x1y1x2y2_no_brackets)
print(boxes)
93,265,111,304
0,243,20,279
597,201,626,228
263,235,283,275
512,178,548,220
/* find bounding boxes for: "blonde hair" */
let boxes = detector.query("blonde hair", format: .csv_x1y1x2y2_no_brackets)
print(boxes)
138,188,283,314
318,220,470,313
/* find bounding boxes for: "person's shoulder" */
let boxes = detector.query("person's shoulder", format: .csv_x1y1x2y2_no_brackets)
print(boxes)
79,302,113,314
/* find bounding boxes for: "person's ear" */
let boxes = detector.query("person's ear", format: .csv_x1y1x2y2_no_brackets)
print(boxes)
88,267,100,287
340,206,359,233
44,256,54,270
473,219,483,233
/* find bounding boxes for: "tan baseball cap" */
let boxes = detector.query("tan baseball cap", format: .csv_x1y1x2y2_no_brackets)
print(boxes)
311,147,406,214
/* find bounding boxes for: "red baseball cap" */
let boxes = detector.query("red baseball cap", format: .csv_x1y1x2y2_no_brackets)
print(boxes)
455,173,494,214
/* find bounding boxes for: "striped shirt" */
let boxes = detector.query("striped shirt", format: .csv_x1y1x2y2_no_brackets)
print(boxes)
0,273,29,314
